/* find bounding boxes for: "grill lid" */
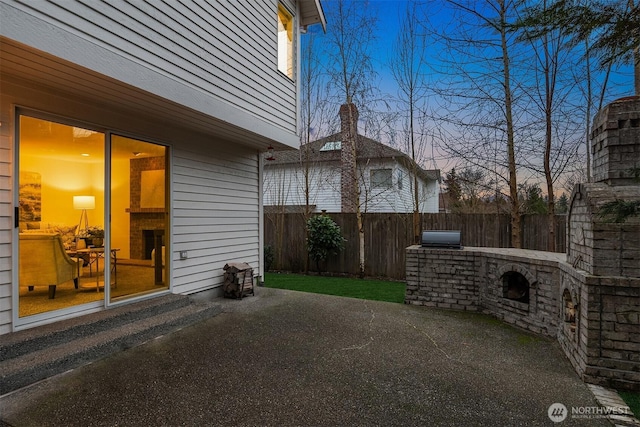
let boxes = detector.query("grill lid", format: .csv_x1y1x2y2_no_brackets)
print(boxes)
421,230,462,249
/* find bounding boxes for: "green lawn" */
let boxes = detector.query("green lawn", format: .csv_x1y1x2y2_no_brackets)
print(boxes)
620,391,640,420
263,272,406,303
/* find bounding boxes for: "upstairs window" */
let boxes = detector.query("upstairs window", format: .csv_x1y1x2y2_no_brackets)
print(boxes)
278,4,294,79
371,169,393,189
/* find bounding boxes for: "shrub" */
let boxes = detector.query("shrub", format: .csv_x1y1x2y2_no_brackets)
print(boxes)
264,245,274,271
306,215,345,273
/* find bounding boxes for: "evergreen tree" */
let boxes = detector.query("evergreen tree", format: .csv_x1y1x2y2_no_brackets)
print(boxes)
556,193,569,214
520,0,639,93
443,168,462,202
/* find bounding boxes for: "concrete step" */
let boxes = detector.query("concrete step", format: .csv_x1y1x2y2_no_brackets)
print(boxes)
0,294,222,396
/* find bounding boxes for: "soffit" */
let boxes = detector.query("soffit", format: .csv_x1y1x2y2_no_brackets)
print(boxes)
299,0,326,31
0,37,283,151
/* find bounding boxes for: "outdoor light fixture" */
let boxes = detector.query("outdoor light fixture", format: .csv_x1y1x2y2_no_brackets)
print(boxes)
73,195,95,234
266,145,275,161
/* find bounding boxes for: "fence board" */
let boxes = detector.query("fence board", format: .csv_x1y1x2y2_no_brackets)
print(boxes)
264,213,567,280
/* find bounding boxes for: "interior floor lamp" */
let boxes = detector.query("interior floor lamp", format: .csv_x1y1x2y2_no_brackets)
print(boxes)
73,195,95,235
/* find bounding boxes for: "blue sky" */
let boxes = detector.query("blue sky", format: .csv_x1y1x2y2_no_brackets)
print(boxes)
312,0,635,102
307,0,635,191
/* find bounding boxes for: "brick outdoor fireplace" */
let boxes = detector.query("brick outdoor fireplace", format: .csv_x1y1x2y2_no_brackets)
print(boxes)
406,97,640,391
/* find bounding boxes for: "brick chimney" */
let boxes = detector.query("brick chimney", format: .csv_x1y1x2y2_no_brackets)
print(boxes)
339,102,358,213
591,96,640,186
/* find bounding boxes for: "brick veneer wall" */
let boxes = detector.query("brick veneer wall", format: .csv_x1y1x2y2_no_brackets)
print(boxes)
567,183,594,274
557,264,591,380
580,274,640,390
405,247,478,311
477,251,560,336
129,156,166,259
406,246,640,390
568,183,640,277
406,247,561,337
591,97,640,186
339,103,358,213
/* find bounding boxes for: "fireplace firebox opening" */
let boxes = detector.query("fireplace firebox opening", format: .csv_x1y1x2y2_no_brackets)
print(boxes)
142,229,164,260
502,271,530,304
562,289,578,335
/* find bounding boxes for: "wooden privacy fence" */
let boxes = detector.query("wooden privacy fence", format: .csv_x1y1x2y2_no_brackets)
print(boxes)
264,213,567,280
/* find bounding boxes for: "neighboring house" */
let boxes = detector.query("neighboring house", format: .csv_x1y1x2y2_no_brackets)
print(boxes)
0,0,325,334
264,104,440,213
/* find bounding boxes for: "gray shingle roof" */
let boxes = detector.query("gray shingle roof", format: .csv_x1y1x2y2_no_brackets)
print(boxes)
265,133,440,181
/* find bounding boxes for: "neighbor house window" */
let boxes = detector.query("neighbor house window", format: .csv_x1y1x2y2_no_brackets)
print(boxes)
397,170,403,190
371,169,393,189
278,4,294,79
320,141,341,151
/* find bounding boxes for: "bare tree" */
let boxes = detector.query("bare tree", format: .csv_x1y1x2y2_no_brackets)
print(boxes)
517,0,587,251
425,0,524,247
323,0,378,277
390,1,431,243
299,28,334,272
515,0,639,245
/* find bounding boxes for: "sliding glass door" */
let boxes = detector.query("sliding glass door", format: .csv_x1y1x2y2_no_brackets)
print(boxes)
109,135,168,302
17,115,105,317
17,113,169,319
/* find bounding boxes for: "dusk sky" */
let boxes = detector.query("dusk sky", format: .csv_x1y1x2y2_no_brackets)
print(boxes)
314,0,635,100
305,0,636,191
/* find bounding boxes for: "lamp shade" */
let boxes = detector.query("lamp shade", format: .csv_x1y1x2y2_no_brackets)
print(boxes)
73,195,95,210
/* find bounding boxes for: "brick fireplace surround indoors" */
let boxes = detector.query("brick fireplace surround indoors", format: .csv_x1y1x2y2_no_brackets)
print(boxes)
406,97,640,391
128,156,165,260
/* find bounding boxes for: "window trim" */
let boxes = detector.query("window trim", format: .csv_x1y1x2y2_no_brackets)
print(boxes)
370,168,393,189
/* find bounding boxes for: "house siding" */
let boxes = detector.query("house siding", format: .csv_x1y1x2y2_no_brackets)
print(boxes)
0,75,264,333
263,163,342,212
1,0,297,144
172,145,260,295
264,160,439,214
362,162,397,213
0,0,323,334
421,179,440,213
0,77,15,335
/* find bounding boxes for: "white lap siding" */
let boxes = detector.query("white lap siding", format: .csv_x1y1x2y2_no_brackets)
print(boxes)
0,75,262,333
263,163,342,213
0,0,306,332
0,100,10,334
0,0,297,146
172,144,260,295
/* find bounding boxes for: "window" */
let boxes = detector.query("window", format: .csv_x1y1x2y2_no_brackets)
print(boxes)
320,141,341,151
397,170,403,190
17,114,169,319
371,169,393,189
278,4,294,79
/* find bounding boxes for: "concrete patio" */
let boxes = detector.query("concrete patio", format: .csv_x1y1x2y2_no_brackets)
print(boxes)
0,287,629,426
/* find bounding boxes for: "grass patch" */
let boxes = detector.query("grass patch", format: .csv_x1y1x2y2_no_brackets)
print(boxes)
619,391,640,418
263,272,406,303
516,334,541,345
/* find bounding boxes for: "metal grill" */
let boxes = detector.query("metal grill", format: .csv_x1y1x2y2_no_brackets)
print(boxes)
421,230,462,249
